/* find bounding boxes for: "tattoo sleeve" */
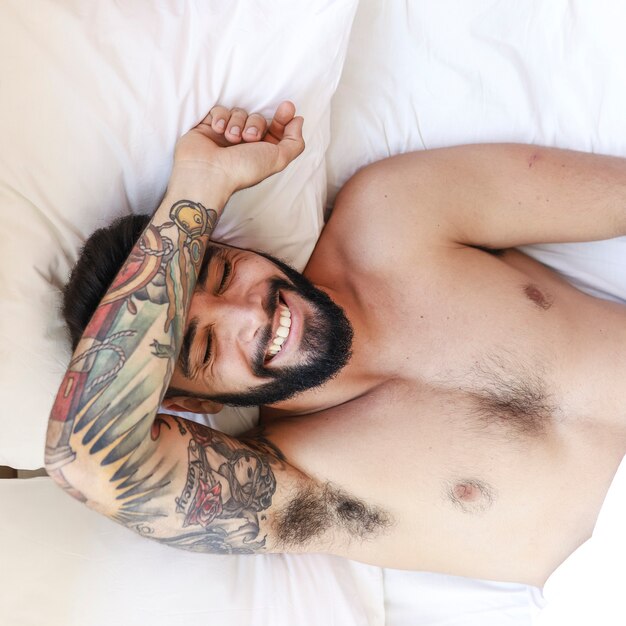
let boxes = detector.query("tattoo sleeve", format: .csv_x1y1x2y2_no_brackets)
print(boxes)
136,414,297,553
44,193,251,541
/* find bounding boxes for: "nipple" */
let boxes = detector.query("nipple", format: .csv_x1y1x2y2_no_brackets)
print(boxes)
524,284,553,310
452,482,479,501
447,479,495,514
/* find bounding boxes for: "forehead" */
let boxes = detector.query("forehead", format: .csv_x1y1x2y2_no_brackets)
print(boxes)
201,241,266,268
202,241,288,275
208,241,254,255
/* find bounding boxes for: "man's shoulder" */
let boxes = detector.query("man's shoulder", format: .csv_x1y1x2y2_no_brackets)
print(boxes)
311,154,458,277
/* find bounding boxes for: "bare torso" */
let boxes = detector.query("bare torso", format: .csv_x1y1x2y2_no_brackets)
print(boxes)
48,123,626,590
263,166,626,586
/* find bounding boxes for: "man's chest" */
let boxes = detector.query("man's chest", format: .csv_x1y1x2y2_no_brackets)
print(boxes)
271,379,624,584
321,246,626,427
271,249,626,581
326,250,568,425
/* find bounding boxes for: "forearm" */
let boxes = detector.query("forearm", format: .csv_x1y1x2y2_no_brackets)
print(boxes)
45,169,230,499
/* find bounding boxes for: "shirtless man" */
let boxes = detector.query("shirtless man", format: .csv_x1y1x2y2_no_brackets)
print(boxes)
45,102,626,588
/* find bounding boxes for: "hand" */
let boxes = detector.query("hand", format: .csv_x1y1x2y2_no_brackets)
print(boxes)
172,102,305,194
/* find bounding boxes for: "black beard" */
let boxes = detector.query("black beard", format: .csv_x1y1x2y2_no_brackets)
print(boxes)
205,251,354,407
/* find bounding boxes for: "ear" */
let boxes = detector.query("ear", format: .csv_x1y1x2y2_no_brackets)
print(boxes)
161,396,224,415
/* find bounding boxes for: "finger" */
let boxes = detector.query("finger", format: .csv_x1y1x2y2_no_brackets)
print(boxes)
197,109,213,128
225,108,248,143
275,115,305,170
242,112,267,142
265,101,297,145
191,109,228,146
209,105,231,134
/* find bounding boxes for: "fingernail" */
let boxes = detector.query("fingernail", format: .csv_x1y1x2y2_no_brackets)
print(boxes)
245,127,258,137
216,119,225,131
230,126,241,136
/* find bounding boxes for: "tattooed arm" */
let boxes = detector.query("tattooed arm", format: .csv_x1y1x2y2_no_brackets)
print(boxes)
44,103,307,552
55,409,312,554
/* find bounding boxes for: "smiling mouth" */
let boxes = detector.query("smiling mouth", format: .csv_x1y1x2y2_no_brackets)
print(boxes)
265,300,292,362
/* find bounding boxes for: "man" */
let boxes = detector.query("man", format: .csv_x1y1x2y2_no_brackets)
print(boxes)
46,102,626,587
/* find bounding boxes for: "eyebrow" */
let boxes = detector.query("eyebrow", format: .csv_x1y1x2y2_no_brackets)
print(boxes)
179,317,198,379
197,244,221,290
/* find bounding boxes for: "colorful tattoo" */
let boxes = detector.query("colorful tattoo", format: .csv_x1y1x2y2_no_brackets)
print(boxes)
45,200,216,512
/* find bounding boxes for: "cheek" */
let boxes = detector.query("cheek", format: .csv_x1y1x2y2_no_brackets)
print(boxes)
237,254,283,287
214,345,269,389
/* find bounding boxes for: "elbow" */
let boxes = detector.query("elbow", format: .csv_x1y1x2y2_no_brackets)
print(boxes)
44,444,91,505
45,467,90,504
44,461,78,501
44,426,74,484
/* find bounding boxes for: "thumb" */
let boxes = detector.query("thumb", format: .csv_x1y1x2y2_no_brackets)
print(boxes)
275,116,305,171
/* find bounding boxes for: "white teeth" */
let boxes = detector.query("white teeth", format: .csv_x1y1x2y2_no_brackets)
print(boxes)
267,304,292,360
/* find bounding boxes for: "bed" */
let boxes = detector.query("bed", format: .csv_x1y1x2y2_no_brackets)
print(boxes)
1,1,625,624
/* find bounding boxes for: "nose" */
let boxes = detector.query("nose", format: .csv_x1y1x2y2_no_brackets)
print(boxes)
214,289,269,346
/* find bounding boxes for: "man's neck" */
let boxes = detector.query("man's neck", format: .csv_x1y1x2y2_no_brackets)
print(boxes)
262,281,388,419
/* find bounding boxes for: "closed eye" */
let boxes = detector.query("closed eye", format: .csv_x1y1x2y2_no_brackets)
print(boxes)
217,260,232,294
203,327,213,366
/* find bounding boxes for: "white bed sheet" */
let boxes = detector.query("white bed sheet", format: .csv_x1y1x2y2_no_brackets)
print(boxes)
0,477,385,626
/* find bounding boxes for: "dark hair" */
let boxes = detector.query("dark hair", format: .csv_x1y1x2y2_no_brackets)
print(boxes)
62,214,150,351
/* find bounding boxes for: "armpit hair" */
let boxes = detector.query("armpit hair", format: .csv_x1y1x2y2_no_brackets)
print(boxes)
273,482,392,549
468,355,556,437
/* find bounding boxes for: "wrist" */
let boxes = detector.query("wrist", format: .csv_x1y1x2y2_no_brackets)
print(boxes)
165,164,235,214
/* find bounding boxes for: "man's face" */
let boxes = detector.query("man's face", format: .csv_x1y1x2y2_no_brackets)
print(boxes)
168,243,353,407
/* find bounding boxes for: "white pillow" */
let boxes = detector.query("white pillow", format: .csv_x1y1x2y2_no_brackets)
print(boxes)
327,0,626,203
0,0,358,469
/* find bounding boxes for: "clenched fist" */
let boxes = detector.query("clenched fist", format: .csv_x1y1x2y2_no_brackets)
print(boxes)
172,101,305,195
